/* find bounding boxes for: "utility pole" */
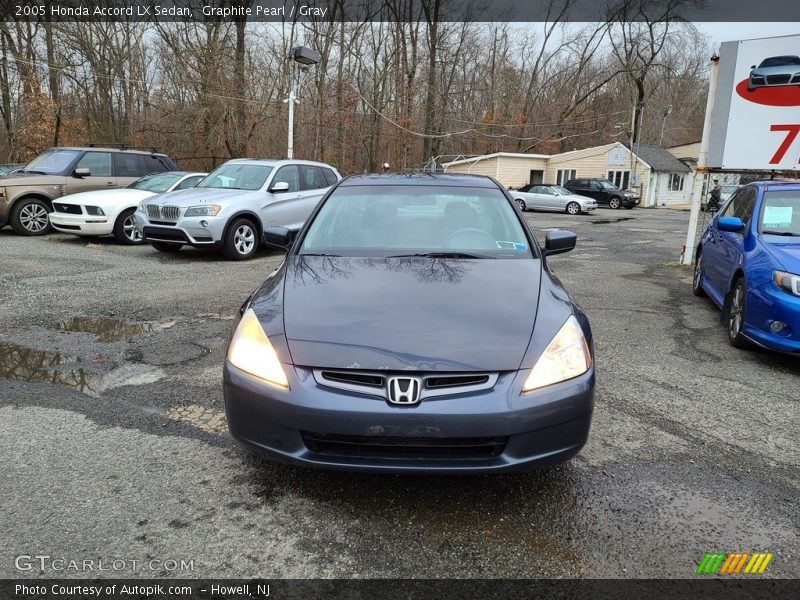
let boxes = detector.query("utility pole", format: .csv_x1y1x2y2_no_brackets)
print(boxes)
285,63,298,159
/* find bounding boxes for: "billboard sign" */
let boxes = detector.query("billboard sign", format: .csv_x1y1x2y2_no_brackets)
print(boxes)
707,35,800,170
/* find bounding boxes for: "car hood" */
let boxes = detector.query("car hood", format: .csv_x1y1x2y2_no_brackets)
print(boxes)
753,65,800,75
281,255,541,372
762,238,800,271
145,187,261,206
57,188,155,204
0,173,66,186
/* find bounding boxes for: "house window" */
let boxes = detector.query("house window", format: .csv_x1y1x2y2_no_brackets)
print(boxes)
556,169,577,185
607,170,630,189
669,173,685,191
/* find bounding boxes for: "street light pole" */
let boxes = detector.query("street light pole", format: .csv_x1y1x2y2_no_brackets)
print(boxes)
284,46,321,160
659,104,673,146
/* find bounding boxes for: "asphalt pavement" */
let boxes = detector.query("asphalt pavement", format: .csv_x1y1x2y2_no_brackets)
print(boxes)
0,207,797,578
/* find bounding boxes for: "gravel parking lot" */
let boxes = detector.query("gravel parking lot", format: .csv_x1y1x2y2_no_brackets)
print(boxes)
1,207,797,578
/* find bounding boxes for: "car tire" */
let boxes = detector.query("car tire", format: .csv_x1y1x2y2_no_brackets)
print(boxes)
692,251,706,297
10,198,52,236
516,199,526,212
151,241,183,253
112,208,144,245
565,201,581,215
222,218,259,261
608,197,622,209
726,277,750,349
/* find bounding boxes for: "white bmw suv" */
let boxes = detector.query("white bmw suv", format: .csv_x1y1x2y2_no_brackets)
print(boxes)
134,159,341,260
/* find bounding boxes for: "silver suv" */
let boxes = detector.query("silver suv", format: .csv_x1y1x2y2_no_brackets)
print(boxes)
135,158,341,260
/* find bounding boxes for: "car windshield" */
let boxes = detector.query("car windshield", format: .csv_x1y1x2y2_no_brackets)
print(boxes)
551,185,572,195
128,173,182,193
759,56,800,67
300,184,533,259
196,164,272,190
22,149,81,174
760,190,800,237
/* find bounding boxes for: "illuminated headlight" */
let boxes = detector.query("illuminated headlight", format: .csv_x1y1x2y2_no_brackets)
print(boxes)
773,271,800,297
185,205,221,217
523,315,592,392
85,205,105,216
227,308,288,388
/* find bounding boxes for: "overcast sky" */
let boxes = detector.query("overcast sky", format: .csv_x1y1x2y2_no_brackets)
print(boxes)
694,23,799,47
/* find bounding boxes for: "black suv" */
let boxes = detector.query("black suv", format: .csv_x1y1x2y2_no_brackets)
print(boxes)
563,178,639,209
0,146,178,235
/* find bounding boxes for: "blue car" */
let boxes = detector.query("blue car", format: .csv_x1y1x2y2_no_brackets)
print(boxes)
693,180,800,352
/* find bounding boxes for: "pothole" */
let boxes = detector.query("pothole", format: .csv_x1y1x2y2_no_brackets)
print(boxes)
57,316,177,342
0,341,97,393
590,217,635,224
166,404,227,435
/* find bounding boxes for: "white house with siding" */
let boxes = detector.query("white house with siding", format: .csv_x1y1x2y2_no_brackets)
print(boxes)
442,141,694,207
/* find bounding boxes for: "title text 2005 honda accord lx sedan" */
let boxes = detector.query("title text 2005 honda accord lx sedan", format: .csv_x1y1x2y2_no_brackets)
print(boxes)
223,173,594,473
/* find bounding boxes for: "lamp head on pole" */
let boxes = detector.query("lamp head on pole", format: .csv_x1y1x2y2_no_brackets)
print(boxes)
290,46,321,66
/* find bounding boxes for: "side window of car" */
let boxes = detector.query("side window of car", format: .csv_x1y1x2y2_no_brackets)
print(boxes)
113,153,140,177
321,168,338,187
76,152,112,177
140,155,169,174
175,175,203,190
722,188,757,226
272,165,300,193
299,165,324,191
589,181,601,190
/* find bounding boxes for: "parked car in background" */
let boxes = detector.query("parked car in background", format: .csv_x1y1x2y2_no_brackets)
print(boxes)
0,163,25,175
748,55,800,91
512,183,597,215
563,178,639,209
224,173,594,472
0,146,177,236
693,180,800,352
135,158,341,260
50,171,206,245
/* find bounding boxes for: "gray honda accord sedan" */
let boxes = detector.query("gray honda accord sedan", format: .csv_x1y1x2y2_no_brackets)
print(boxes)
224,173,594,473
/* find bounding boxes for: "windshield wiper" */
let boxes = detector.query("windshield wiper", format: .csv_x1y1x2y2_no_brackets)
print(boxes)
762,230,799,236
386,251,494,259
299,252,342,257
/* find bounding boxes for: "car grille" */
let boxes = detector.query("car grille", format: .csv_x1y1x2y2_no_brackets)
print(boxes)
53,203,82,214
301,432,508,460
312,369,498,401
146,205,180,221
767,74,791,85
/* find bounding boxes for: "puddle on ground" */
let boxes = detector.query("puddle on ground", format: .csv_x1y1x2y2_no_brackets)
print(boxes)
57,316,176,342
0,341,95,393
590,217,634,225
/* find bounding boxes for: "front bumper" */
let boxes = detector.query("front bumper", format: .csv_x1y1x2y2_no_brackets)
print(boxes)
224,363,594,473
135,210,224,246
744,283,800,353
50,212,112,235
622,197,639,207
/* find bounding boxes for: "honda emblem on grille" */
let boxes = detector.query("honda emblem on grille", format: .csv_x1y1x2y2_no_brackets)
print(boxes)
387,377,421,405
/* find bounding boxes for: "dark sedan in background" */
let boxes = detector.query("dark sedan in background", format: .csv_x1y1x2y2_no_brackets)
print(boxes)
224,173,595,473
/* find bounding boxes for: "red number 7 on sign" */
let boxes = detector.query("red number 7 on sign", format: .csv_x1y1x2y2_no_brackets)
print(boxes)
770,124,800,164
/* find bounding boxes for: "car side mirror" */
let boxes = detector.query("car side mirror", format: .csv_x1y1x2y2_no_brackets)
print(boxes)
263,226,294,249
750,65,756,69
544,230,576,256
269,181,290,193
73,167,91,178
717,216,744,232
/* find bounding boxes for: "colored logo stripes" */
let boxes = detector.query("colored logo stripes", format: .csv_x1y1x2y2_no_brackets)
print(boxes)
696,552,773,574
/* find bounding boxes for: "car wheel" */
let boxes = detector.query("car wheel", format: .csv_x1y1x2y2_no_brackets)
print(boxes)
608,197,622,209
727,277,750,349
151,241,183,253
10,198,52,236
113,208,144,245
223,218,258,260
516,199,526,212
566,201,581,215
692,251,706,297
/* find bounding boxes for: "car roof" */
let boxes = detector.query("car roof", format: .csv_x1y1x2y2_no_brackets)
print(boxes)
223,158,336,168
338,173,499,188
759,179,800,191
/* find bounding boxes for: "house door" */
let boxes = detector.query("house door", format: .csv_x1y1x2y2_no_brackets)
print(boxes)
529,170,544,184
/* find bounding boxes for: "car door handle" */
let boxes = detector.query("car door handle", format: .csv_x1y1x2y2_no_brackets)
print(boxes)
107,182,115,186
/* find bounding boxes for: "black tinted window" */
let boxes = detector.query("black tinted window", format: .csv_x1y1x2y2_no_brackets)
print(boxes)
141,155,168,174
722,187,757,226
299,165,324,191
321,168,338,186
113,153,140,177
